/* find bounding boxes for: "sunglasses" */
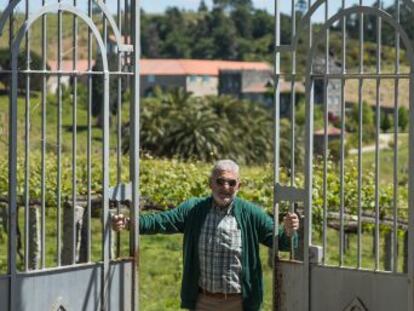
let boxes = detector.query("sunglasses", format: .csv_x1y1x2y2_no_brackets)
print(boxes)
215,178,238,187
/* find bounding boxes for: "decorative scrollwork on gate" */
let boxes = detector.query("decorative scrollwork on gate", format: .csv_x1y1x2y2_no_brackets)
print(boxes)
343,297,368,311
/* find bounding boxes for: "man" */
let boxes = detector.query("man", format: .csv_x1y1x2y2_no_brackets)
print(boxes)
112,159,299,311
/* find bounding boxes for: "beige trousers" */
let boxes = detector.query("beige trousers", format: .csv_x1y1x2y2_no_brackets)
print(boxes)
194,293,243,311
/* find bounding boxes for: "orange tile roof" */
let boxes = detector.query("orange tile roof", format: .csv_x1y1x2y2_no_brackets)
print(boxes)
48,60,94,72
314,126,342,136
47,59,272,77
140,59,272,76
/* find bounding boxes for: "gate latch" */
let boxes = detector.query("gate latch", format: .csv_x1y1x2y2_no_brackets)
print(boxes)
275,183,306,203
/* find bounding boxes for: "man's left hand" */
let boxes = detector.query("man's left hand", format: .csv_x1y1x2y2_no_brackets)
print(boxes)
283,212,299,237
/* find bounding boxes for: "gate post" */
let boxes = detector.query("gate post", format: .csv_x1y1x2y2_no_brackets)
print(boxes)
28,205,40,270
384,229,393,271
61,203,84,265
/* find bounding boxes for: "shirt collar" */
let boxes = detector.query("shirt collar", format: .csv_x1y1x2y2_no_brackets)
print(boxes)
212,199,234,215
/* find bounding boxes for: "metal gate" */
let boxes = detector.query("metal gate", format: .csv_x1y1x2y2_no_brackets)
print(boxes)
274,1,414,310
1,1,140,310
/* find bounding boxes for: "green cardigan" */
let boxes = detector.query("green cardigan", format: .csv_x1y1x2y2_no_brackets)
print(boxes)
139,196,293,311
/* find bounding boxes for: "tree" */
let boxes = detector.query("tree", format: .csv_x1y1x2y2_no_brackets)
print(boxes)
141,12,161,57
231,4,252,38
125,88,288,164
380,112,392,133
398,106,408,132
213,0,252,10
0,48,50,91
198,0,208,12
210,8,239,59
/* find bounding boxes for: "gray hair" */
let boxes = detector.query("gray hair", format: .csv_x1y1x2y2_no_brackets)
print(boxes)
210,159,240,178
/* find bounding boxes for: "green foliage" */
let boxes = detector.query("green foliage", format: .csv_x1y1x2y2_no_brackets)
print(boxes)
312,158,407,233
0,151,406,230
398,106,409,132
380,113,393,133
346,101,376,148
131,88,277,165
140,4,278,61
0,48,50,91
91,53,128,127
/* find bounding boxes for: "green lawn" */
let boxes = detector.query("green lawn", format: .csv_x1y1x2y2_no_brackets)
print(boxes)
347,133,409,185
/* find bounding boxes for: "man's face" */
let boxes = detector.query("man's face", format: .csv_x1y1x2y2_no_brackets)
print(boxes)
210,169,241,207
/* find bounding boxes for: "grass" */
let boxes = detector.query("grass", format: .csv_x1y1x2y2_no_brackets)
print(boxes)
0,76,410,309
0,212,407,311
347,133,409,185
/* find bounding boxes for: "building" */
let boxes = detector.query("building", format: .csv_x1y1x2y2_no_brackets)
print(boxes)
47,60,94,93
312,56,343,117
140,59,272,98
219,68,305,115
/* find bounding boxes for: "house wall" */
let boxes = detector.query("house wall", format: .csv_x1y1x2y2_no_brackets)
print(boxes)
240,70,272,90
218,71,242,97
186,75,218,96
140,75,187,96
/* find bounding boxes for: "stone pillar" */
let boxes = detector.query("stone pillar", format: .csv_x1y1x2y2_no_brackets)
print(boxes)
61,203,84,265
28,205,41,270
404,230,408,273
78,207,90,263
384,230,393,271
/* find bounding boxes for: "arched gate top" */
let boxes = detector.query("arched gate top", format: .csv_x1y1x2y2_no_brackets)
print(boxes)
9,2,109,73
0,0,127,53
302,6,414,75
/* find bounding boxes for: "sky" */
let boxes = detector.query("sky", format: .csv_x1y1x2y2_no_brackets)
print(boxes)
0,0,399,19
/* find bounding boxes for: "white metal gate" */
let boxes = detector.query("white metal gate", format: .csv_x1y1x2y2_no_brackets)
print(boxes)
1,1,140,310
274,1,414,310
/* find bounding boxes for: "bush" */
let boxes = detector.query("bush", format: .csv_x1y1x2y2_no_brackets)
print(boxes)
123,88,303,166
0,48,50,91
398,106,409,132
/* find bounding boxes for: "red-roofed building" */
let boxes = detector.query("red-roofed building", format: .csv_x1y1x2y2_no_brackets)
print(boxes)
47,60,94,93
140,59,273,97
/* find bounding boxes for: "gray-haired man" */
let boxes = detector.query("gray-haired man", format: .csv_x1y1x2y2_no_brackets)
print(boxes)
112,159,299,311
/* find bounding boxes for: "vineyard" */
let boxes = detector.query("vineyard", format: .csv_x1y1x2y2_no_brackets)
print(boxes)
0,85,410,309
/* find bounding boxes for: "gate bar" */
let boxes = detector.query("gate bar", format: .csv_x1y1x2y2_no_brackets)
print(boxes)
272,0,281,309
339,0,347,267
24,0,31,272
87,0,93,263
288,0,297,259
72,0,79,266
131,1,140,310
41,0,47,270
374,7,382,271
116,0,123,258
392,0,401,273
322,0,329,266
357,0,364,270
8,2,17,309
57,0,63,267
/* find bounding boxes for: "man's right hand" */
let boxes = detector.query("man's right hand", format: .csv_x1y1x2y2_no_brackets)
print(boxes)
111,213,130,231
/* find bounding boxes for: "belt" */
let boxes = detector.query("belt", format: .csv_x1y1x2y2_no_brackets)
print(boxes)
199,287,242,300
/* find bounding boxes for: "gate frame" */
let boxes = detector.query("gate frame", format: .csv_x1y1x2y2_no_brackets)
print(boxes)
274,2,414,310
2,1,140,310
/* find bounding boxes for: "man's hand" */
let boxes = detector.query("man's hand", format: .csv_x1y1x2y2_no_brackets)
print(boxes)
283,212,299,237
111,213,130,231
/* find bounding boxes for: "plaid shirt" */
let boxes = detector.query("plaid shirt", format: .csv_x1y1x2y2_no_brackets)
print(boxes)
198,203,242,294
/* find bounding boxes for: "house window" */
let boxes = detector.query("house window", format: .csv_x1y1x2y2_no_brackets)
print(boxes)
202,75,210,82
147,75,155,83
189,75,197,82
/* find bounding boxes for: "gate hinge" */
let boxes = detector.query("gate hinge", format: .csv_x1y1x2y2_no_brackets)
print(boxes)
109,183,132,202
275,183,305,203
